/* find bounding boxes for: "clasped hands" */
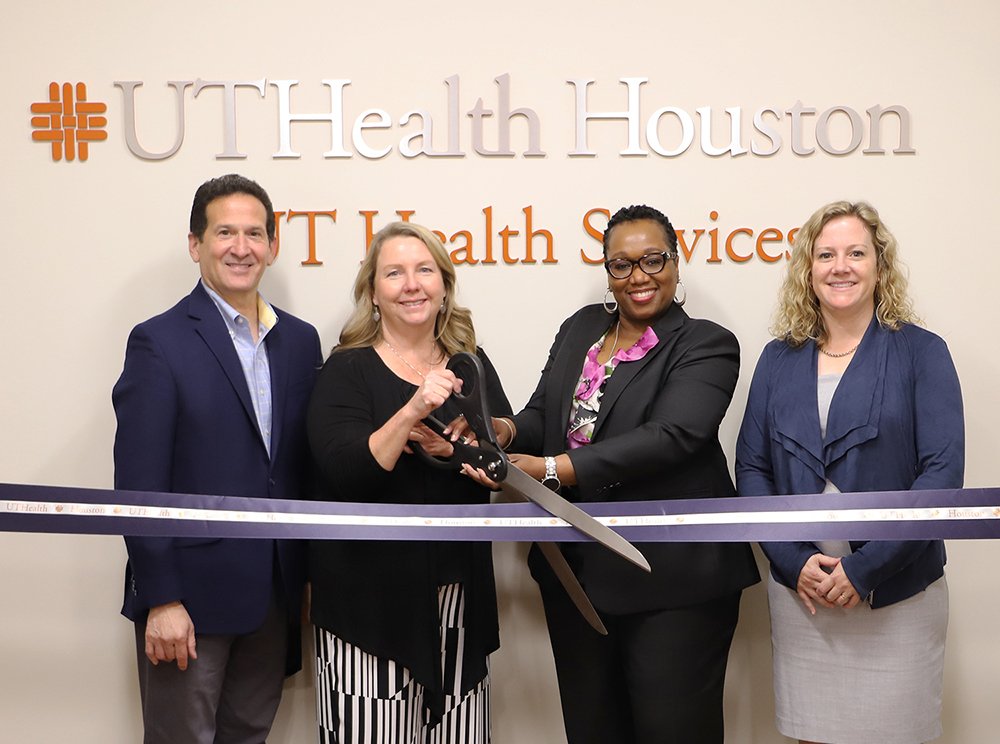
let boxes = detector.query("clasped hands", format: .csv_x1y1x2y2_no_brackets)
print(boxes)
796,553,861,614
401,370,464,458
401,372,532,485
402,371,489,478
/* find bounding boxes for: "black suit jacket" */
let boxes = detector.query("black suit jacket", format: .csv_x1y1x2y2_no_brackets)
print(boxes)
514,303,759,613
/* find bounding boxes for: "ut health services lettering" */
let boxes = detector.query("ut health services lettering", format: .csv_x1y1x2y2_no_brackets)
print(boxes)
267,205,799,267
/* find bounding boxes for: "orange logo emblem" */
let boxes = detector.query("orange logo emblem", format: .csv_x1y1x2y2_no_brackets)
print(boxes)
31,82,107,161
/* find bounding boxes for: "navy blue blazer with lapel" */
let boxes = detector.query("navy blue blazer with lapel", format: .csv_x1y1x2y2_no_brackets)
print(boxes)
113,282,322,644
736,318,964,607
513,303,760,614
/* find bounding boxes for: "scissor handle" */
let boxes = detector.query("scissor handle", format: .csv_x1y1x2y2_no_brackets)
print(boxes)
446,352,502,451
412,414,508,481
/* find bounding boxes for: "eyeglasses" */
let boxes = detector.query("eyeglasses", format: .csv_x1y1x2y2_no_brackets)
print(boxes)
604,251,676,279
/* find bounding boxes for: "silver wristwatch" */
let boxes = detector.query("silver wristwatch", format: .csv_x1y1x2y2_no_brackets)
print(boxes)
541,456,561,491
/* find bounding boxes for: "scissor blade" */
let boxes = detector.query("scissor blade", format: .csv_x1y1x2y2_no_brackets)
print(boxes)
500,465,651,572
537,541,607,635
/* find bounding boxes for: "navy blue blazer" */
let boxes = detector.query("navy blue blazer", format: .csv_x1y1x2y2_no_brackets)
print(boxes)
736,319,964,607
113,282,321,647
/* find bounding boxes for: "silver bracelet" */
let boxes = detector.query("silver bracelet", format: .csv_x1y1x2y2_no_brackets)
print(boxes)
495,417,515,451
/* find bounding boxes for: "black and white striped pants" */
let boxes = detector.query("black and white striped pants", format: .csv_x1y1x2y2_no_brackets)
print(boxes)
315,583,491,744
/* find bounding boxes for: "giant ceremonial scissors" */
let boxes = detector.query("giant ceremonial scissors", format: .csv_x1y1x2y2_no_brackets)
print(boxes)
415,352,651,634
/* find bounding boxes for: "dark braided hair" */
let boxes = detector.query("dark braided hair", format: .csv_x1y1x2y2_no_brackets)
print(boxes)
602,204,678,258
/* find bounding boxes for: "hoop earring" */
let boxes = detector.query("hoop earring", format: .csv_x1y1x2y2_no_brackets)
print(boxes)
674,280,687,306
603,289,618,314
372,306,381,322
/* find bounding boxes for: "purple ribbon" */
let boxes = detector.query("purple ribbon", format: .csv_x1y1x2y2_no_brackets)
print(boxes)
2,481,998,542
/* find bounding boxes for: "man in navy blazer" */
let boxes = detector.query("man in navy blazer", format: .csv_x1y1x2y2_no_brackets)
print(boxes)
113,174,321,743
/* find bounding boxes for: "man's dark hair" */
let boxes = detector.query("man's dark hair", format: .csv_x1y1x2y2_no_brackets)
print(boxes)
602,204,678,258
189,174,276,241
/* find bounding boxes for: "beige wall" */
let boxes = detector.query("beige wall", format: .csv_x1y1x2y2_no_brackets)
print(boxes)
2,1,998,740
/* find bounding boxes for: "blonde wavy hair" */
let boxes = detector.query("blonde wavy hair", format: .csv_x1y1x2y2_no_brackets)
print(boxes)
335,222,478,356
772,200,918,346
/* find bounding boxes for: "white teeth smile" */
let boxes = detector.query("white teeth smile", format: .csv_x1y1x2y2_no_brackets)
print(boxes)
630,289,656,300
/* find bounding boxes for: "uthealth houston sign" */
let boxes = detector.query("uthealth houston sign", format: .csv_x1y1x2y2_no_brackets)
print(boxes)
103,74,912,160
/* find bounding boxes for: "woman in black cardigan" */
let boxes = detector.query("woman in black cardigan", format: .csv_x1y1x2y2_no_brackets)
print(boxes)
306,221,511,744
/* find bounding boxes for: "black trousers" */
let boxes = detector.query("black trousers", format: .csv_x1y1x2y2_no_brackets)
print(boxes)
539,582,742,744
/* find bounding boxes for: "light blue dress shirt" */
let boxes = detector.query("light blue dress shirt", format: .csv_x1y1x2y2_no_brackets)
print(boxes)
202,280,276,457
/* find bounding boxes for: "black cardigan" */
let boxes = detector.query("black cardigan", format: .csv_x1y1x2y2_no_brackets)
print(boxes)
306,345,511,719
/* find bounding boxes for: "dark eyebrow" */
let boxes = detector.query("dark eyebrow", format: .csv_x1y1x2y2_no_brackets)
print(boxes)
608,249,666,260
215,223,265,232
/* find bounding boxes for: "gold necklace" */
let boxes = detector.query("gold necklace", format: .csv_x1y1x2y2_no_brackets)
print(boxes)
383,341,442,379
818,344,858,358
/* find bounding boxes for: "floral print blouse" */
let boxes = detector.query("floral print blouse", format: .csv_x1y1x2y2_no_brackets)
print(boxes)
565,325,659,449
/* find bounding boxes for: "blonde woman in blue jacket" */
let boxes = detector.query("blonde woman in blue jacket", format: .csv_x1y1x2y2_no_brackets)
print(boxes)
736,201,963,744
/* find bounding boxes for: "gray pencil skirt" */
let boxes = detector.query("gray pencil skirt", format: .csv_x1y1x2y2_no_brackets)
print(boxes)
768,573,948,743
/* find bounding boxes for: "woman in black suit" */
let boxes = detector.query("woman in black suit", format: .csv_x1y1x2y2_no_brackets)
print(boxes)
494,205,759,743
